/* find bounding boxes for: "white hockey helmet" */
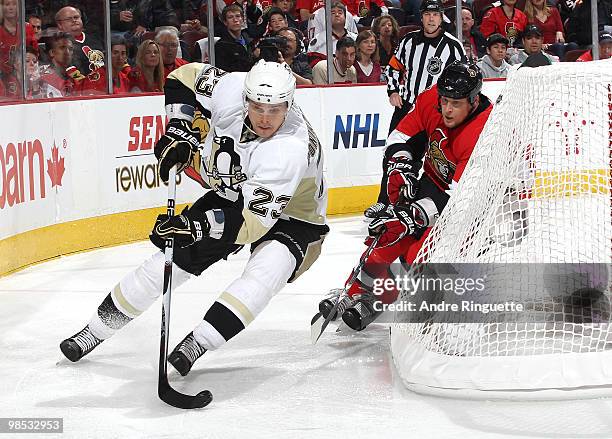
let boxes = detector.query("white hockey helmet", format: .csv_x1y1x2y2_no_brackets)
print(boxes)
243,60,296,108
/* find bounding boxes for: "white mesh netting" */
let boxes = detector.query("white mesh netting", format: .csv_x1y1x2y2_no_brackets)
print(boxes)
390,61,612,399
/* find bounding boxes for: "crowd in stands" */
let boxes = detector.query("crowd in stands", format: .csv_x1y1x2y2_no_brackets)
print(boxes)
0,0,611,100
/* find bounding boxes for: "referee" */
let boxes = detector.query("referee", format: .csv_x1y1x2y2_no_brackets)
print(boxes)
385,0,465,132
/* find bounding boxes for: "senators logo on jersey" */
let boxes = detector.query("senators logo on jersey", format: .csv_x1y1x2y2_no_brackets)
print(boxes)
426,128,455,183
505,23,519,44
203,133,247,200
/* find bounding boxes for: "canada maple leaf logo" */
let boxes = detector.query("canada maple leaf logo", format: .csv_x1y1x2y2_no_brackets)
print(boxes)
47,143,65,187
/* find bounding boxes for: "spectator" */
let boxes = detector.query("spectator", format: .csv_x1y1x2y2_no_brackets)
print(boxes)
240,0,266,35
110,37,131,93
214,4,255,72
461,6,486,59
250,6,294,39
278,27,312,84
312,35,357,84
128,39,164,92
306,1,359,41
372,14,399,66
55,6,105,83
28,14,42,40
509,24,557,64
267,7,289,33
354,29,382,83
39,32,78,96
524,0,577,59
307,2,358,66
109,0,179,38
385,0,465,132
110,0,144,37
480,0,528,46
271,0,299,28
0,0,38,78
577,30,612,61
156,27,188,78
24,45,56,98
173,0,207,33
477,33,510,78
110,0,145,39
342,0,388,26
559,0,612,47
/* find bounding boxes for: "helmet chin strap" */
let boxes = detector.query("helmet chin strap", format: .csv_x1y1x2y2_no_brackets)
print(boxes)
423,23,442,37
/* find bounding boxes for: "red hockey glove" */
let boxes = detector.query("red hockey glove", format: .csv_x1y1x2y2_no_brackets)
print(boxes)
366,204,424,248
386,153,421,204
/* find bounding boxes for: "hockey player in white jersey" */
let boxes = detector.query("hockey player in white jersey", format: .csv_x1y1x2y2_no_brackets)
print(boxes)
60,60,329,376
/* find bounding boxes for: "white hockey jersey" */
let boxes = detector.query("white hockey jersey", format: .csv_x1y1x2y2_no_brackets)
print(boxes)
167,63,327,245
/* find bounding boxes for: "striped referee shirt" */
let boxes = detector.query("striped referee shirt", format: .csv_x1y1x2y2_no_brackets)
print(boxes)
386,30,465,105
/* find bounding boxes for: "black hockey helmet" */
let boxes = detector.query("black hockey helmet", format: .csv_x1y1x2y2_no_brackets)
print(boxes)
420,0,443,14
437,60,483,104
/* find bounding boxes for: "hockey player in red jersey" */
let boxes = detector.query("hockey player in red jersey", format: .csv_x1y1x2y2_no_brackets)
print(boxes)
318,60,492,331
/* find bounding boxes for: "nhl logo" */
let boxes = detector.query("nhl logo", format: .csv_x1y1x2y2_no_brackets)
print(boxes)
427,57,443,75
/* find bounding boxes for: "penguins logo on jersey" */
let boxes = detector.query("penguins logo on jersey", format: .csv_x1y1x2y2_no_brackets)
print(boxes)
203,134,247,198
426,128,455,182
427,57,443,76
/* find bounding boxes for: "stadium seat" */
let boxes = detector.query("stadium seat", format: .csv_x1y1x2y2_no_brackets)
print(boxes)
181,30,208,60
564,49,588,62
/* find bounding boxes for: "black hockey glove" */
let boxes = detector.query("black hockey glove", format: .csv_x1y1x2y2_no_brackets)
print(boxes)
366,204,425,248
386,153,421,205
151,206,210,248
154,119,200,183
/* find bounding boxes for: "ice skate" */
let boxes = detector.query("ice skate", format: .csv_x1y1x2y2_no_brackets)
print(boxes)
60,325,104,362
168,332,207,376
318,288,355,321
341,293,383,331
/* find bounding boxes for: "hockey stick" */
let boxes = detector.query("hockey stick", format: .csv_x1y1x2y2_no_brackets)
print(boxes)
310,235,380,344
158,166,213,409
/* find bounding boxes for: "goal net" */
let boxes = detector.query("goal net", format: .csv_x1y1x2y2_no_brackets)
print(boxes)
390,61,612,400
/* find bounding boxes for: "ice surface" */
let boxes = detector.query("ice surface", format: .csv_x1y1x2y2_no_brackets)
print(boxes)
1,217,612,439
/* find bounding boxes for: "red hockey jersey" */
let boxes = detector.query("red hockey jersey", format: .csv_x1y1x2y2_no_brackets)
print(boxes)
390,84,492,192
480,6,528,45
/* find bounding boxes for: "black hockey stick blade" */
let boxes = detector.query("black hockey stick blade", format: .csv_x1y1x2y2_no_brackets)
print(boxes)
158,375,213,409
158,302,213,409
